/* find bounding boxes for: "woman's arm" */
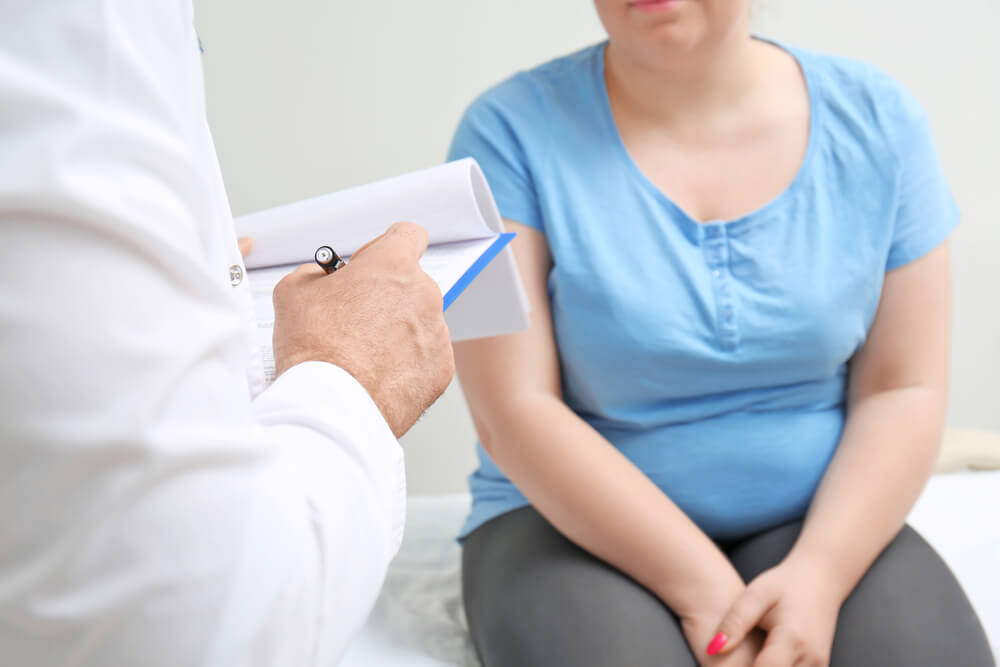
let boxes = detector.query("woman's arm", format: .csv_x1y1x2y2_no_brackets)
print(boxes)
793,241,951,589
457,222,762,660
715,242,952,665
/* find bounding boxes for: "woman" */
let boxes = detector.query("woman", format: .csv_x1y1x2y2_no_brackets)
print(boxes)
447,1,994,666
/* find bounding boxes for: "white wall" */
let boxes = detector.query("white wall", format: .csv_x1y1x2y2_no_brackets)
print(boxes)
195,0,1000,495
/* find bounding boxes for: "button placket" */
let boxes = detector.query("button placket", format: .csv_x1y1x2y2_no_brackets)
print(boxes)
703,224,739,348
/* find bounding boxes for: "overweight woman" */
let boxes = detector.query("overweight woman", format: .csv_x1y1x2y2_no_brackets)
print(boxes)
447,1,995,665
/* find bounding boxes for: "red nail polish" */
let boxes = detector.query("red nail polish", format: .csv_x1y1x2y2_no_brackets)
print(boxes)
706,632,728,656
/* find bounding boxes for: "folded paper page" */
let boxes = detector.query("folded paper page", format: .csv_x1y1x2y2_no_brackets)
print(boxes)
236,159,529,384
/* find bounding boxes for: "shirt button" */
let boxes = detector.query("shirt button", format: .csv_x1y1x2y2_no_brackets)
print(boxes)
706,225,723,239
229,264,244,286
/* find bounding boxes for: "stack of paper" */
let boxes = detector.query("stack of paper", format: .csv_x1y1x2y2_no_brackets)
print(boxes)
236,158,530,382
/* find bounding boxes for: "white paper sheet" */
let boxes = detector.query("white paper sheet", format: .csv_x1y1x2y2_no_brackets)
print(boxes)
236,159,530,383
249,237,504,383
237,159,502,269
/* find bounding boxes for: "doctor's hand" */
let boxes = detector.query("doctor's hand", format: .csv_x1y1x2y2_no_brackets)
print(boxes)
271,222,455,438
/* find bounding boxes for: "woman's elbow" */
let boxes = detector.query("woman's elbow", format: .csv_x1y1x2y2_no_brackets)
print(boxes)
473,392,560,462
472,412,505,459
470,397,539,460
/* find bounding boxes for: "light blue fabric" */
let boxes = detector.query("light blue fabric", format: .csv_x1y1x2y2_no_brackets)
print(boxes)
447,40,958,540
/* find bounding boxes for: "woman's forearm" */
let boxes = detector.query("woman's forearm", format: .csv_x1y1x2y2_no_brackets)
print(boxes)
480,392,745,618
790,385,946,599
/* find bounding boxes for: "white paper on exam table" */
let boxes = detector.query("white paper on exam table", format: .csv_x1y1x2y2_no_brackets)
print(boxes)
236,159,530,383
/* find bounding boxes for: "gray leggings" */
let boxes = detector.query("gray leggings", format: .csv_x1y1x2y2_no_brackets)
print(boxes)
462,506,995,666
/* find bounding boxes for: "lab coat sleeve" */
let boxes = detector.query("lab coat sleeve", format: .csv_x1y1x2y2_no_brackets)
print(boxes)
250,361,407,661
0,1,405,665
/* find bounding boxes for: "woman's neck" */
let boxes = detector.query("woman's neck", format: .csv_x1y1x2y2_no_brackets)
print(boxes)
604,33,763,129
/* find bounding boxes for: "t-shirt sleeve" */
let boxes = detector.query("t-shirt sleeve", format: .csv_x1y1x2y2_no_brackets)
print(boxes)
447,80,545,231
885,94,959,271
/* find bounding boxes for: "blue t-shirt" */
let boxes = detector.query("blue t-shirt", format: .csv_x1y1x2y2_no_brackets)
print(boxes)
447,40,958,540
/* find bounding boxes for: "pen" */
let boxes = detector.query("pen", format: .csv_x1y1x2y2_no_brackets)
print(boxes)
315,245,346,274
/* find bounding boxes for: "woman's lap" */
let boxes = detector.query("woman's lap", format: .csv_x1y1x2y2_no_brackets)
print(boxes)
463,507,995,667
462,506,697,667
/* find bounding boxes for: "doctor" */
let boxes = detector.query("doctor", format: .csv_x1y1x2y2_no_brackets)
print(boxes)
0,1,453,665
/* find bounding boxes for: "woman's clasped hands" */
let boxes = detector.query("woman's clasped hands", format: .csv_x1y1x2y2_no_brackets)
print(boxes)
699,557,846,667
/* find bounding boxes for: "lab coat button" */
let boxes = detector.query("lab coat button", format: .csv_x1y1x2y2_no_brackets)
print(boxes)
229,264,244,286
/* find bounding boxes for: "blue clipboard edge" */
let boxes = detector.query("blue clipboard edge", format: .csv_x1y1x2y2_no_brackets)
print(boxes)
442,232,517,311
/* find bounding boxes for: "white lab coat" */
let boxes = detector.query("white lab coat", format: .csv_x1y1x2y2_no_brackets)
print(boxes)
0,1,405,665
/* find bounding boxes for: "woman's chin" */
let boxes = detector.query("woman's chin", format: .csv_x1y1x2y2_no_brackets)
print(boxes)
628,25,709,61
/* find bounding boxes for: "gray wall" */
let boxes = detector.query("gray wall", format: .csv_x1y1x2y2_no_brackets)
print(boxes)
196,0,1000,494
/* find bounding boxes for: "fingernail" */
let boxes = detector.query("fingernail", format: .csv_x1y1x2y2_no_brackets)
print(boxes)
706,633,728,656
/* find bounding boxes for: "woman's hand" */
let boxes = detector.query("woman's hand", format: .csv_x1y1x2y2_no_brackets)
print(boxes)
675,575,764,667
238,236,253,258
684,612,763,667
709,557,845,666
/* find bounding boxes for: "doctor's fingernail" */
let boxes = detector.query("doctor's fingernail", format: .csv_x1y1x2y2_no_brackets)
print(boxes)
706,633,728,656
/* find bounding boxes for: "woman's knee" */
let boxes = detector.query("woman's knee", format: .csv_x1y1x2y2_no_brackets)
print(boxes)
831,524,994,666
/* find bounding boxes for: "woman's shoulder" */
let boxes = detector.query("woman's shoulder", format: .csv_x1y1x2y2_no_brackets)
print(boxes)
461,43,605,123
788,43,930,142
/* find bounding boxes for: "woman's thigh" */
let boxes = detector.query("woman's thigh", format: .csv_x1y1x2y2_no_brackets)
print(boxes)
727,521,995,667
462,506,696,667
